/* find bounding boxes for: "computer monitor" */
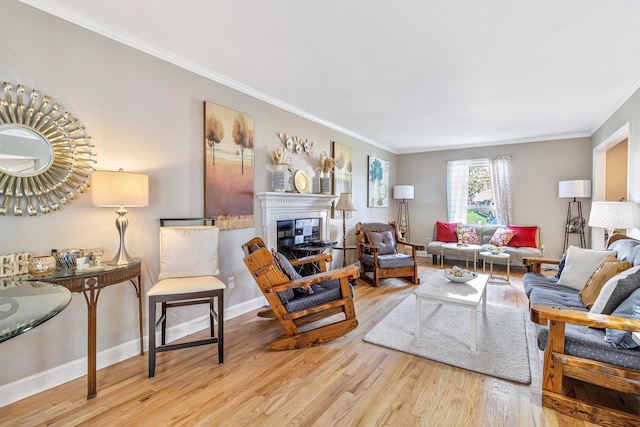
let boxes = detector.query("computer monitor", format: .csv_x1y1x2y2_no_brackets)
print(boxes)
294,218,320,244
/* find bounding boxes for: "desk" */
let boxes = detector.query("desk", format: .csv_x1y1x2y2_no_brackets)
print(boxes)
285,243,335,275
0,281,71,343
34,260,143,399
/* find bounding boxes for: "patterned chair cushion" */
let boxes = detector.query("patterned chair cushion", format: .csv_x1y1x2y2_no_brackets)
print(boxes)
272,250,313,295
284,279,353,313
360,253,415,268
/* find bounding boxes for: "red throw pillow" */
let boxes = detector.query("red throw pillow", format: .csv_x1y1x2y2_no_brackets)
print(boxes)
436,221,460,242
507,225,538,248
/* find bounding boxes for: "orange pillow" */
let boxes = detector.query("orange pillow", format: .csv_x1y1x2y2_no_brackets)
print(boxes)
579,256,631,309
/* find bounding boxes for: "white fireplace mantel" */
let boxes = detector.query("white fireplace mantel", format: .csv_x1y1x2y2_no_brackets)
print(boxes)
256,192,337,250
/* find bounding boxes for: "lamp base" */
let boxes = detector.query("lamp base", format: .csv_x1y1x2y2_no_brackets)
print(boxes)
106,207,137,266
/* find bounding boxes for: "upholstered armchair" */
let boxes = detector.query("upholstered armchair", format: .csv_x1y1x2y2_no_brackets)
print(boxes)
355,221,425,287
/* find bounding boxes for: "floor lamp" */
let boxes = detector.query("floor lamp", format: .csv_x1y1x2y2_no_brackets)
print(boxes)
92,169,149,265
558,180,590,251
393,185,414,240
335,193,357,268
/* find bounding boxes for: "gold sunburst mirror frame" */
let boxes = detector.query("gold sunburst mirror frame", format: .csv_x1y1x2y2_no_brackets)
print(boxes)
0,81,95,216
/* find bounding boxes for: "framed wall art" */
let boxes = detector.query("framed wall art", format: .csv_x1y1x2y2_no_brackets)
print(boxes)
331,141,353,216
204,101,254,230
367,156,389,208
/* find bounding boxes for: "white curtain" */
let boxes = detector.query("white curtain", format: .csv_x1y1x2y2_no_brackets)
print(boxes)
490,155,514,225
447,160,470,223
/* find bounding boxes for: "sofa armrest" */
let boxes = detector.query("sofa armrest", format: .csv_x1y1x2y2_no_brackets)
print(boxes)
522,257,560,273
530,305,640,333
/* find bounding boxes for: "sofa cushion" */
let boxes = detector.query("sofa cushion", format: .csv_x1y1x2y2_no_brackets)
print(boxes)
579,256,631,309
556,246,616,291
555,249,568,279
489,228,515,246
367,230,397,255
523,272,562,297
436,221,459,243
605,287,640,349
529,287,586,311
591,266,640,315
535,323,640,370
507,225,538,248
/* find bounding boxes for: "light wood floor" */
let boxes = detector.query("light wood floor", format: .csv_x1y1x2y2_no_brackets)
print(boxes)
1,260,607,426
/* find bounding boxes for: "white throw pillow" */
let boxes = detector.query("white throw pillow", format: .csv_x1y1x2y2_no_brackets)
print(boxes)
158,226,220,280
556,246,616,291
590,265,640,314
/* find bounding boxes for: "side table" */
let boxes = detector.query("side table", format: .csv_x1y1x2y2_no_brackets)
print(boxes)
333,245,357,268
479,251,510,283
34,259,143,399
440,243,482,270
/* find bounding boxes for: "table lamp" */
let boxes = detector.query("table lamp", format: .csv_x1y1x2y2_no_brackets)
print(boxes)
588,201,635,245
91,169,149,265
393,185,414,240
335,193,357,267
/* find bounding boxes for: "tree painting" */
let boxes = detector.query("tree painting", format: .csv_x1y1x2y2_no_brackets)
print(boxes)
204,102,254,230
205,114,224,165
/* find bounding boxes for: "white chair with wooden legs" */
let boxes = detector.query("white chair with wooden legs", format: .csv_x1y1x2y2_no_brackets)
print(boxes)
148,218,225,378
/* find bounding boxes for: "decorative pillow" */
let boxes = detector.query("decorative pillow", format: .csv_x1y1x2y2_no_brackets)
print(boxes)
435,221,460,243
579,256,631,309
556,246,616,291
591,266,640,314
506,225,538,248
367,230,397,255
461,227,480,244
271,250,313,294
605,287,640,349
489,228,515,246
158,226,220,280
555,250,568,279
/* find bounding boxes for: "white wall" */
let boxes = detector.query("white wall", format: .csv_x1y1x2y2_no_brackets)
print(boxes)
0,1,395,403
396,138,593,259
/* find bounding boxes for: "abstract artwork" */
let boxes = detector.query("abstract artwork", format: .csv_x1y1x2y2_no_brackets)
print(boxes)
367,156,389,208
204,101,254,230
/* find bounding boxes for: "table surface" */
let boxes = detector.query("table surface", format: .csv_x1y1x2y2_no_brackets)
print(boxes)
0,280,71,343
479,251,510,259
414,271,489,306
441,243,483,251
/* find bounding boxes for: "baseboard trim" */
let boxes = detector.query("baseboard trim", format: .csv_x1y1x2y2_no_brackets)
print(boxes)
0,296,266,408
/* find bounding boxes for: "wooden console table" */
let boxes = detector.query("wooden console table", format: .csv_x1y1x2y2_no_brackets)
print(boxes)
35,260,143,399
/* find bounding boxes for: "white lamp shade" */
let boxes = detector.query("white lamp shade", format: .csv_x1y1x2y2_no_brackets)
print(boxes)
588,201,635,230
393,185,414,200
335,193,356,211
558,180,591,198
91,170,149,207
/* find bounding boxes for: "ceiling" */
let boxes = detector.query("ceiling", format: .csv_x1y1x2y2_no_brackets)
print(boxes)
23,0,640,154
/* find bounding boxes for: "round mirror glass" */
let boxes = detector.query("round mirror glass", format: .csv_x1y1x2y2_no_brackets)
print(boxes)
0,125,53,177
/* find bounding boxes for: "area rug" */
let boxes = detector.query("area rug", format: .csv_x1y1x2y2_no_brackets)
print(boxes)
363,294,532,384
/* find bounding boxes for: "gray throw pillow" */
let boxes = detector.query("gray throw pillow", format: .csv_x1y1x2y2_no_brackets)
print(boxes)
367,230,397,255
271,250,313,295
600,269,640,314
605,287,640,349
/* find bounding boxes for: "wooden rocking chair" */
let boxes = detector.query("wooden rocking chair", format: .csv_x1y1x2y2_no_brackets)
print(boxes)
242,237,358,350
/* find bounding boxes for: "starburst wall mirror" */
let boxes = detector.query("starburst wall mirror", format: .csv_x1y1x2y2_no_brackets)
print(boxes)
0,81,95,216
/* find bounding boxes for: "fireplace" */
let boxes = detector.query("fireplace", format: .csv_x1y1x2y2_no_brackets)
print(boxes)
256,192,336,251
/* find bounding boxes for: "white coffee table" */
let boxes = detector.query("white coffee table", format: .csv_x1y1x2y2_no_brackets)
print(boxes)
440,243,482,270
414,271,489,351
479,251,510,283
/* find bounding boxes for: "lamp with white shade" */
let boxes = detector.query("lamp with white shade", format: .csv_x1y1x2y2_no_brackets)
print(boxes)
558,180,591,251
393,185,414,240
588,201,635,246
335,193,357,268
92,169,149,265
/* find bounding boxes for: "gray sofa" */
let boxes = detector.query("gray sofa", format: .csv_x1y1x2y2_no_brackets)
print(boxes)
523,236,640,425
426,224,542,267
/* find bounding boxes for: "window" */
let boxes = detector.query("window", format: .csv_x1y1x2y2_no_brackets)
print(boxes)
447,156,513,225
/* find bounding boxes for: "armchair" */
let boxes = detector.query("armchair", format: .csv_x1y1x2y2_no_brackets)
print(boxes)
355,221,425,287
242,238,358,350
